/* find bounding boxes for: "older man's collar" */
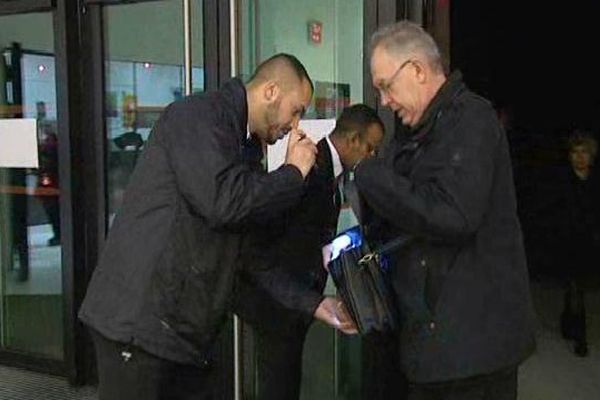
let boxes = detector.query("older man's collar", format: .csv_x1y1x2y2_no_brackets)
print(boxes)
410,70,465,135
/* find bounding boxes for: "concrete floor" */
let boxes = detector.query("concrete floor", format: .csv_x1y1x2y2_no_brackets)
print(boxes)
519,279,600,400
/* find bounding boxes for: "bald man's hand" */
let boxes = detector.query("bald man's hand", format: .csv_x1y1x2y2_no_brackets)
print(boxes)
285,129,317,179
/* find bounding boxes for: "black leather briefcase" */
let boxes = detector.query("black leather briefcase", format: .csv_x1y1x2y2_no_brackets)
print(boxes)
327,230,408,335
329,171,412,334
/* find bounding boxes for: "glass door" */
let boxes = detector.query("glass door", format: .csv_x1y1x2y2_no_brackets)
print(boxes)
235,1,367,398
80,0,221,389
101,0,204,221
0,11,64,360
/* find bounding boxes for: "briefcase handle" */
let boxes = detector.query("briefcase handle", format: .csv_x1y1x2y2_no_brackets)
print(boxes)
374,235,413,255
358,235,413,267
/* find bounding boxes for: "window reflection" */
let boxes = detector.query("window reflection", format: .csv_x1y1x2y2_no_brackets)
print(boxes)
104,1,204,221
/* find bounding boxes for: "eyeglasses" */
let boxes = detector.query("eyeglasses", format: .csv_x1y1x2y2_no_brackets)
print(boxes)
376,59,413,96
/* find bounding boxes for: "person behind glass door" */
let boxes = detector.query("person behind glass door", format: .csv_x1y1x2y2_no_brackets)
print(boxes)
353,21,536,400
234,104,384,400
109,129,145,218
556,131,600,357
36,101,61,247
78,54,356,400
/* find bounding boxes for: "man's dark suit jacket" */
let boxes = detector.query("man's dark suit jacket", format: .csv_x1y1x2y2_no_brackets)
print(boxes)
235,137,341,335
79,78,306,365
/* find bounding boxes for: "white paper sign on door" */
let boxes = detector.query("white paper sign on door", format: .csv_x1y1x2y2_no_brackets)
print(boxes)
0,119,39,168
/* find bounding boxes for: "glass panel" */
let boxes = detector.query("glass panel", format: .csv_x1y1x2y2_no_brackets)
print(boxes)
238,0,363,119
0,12,64,360
237,0,364,398
191,0,205,93
104,0,189,221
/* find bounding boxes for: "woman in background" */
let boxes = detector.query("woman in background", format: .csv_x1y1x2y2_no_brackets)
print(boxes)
558,131,600,357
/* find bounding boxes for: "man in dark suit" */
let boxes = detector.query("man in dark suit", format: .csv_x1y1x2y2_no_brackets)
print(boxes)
79,54,324,400
235,104,384,400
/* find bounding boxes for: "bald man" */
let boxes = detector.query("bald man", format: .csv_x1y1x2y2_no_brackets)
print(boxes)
79,54,322,400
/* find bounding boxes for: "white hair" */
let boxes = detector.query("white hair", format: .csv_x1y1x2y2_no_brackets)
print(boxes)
370,20,443,73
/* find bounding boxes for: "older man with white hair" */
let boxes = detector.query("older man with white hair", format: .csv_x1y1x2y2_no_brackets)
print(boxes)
354,21,536,400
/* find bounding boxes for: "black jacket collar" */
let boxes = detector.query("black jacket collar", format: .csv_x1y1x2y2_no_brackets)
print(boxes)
410,70,465,139
220,78,248,142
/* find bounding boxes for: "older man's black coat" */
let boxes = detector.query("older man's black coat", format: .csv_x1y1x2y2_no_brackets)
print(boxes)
355,72,536,383
78,78,305,365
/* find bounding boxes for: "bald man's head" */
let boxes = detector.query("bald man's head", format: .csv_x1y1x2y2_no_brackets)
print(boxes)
246,54,313,145
248,53,314,93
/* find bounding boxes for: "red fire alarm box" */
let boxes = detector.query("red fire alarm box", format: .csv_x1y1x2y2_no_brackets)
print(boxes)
308,20,323,44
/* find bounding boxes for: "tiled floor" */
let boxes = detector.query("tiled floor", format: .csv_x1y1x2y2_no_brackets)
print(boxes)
0,279,599,399
0,366,96,400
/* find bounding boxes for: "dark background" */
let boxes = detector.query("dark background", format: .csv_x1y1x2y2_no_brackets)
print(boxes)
450,1,600,277
452,0,600,135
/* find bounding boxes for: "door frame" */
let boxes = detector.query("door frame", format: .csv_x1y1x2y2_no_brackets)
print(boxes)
0,0,83,381
77,0,229,387
0,0,227,387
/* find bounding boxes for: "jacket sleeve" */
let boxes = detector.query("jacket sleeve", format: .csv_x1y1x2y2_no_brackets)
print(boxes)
236,267,324,321
233,169,332,321
355,111,501,243
160,102,305,230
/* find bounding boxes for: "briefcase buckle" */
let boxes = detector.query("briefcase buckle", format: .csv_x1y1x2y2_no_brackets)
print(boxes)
358,252,377,266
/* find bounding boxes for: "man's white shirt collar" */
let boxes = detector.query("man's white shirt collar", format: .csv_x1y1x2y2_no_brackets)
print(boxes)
325,135,343,179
